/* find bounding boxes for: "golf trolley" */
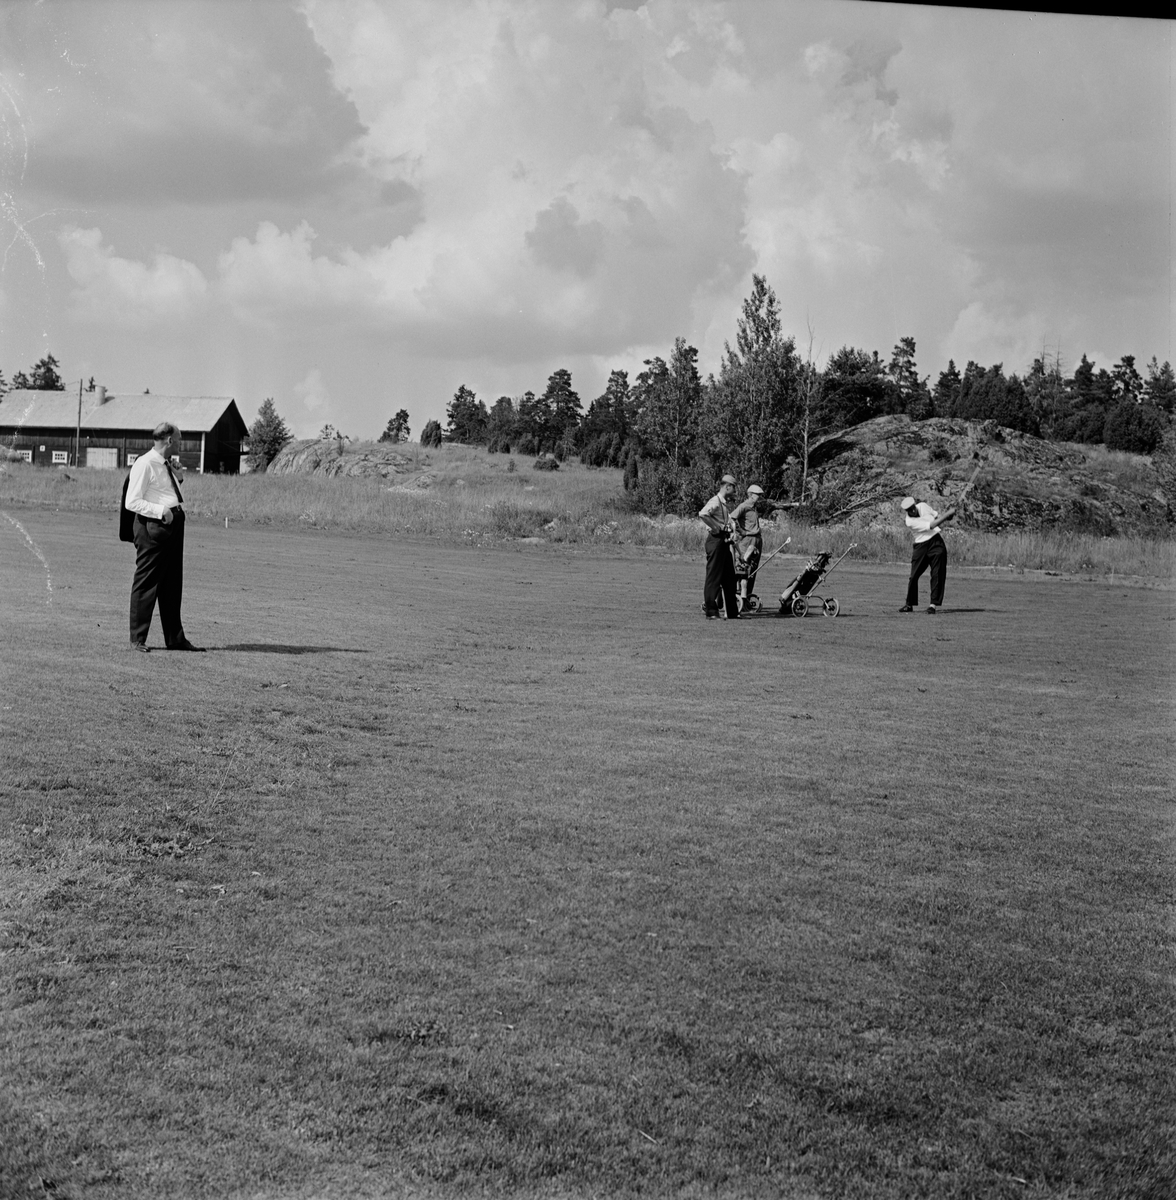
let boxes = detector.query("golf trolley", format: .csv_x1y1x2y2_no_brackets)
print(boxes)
778,543,857,618
732,536,790,615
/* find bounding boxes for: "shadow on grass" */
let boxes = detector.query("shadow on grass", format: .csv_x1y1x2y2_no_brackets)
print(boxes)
216,643,370,655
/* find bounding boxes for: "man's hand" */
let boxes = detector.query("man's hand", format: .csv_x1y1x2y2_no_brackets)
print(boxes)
162,508,174,526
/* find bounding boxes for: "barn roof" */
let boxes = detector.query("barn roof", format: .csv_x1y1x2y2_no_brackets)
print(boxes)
0,390,247,436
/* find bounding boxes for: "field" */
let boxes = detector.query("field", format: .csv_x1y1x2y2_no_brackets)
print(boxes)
2,444,1174,580
1,505,1173,1199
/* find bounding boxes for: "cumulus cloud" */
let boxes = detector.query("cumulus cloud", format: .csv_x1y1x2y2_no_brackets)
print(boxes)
5,2,1169,437
294,0,753,356
216,221,381,324
293,367,329,415
4,0,366,205
58,225,208,324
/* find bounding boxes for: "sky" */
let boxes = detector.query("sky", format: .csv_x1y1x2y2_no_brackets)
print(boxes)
0,0,1171,440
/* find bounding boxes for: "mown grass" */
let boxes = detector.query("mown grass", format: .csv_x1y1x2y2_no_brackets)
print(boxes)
0,510,1173,1199
1,442,1172,583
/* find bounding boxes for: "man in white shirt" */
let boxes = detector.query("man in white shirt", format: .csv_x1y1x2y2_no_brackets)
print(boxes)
698,473,739,619
898,495,955,614
125,422,202,651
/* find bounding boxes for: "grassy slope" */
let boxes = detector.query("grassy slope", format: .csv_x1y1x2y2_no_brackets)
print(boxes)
0,510,1173,1199
1,444,1172,579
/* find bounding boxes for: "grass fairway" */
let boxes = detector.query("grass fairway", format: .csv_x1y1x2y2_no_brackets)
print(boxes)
1,509,1173,1199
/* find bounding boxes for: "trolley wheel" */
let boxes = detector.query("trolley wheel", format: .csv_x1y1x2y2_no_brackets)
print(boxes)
747,596,762,613
791,596,809,618
822,598,840,618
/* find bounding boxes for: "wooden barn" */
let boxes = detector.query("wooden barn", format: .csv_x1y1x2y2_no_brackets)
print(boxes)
0,389,248,473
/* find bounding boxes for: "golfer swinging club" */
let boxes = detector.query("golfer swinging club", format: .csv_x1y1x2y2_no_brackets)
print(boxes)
898,494,955,614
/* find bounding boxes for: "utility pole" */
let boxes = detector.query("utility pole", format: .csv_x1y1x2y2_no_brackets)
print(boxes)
74,378,83,467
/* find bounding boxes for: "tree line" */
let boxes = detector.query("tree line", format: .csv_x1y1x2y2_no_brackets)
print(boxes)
8,293,1174,499
431,275,1175,513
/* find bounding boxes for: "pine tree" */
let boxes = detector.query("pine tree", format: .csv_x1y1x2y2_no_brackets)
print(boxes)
379,410,411,443
542,368,583,454
445,385,488,443
248,398,292,470
933,360,962,415
486,397,517,453
1143,358,1175,413
698,275,801,492
420,419,443,448
29,354,65,390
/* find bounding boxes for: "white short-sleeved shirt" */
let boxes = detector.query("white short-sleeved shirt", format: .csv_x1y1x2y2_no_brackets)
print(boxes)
699,492,731,531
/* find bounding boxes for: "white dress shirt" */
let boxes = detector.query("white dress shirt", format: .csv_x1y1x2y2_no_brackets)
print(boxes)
905,501,942,545
126,448,183,521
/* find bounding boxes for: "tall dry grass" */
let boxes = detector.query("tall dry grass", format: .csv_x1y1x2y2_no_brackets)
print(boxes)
2,443,1172,579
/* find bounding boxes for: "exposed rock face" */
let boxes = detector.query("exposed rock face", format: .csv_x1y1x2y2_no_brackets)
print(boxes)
267,440,426,480
805,416,1173,537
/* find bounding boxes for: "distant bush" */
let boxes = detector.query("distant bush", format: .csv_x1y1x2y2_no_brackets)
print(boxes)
420,420,443,448
623,452,639,491
533,456,559,471
1104,402,1167,454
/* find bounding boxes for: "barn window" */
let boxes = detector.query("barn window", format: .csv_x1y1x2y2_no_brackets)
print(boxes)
16,450,32,462
52,450,68,464
126,453,139,465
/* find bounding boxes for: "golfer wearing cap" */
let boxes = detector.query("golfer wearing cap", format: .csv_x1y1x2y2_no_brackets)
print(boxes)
898,495,955,613
730,483,766,610
698,474,739,619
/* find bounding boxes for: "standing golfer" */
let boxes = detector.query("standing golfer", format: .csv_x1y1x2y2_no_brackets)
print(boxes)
699,474,739,619
899,495,955,614
125,422,203,651
730,483,766,610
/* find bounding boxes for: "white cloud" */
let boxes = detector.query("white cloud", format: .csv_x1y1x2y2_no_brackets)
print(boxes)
58,226,209,324
216,221,381,324
11,2,1168,437
293,367,329,414
291,0,752,355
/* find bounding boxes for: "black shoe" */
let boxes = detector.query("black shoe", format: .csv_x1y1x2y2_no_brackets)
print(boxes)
927,605,937,614
128,641,150,653
706,614,720,620
898,605,913,613
167,638,205,651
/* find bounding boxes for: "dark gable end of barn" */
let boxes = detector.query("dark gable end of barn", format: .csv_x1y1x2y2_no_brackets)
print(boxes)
0,390,249,473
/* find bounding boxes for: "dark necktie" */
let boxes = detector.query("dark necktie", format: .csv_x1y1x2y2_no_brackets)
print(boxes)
165,462,184,506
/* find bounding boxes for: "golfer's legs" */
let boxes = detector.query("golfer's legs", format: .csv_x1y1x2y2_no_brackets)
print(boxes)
745,545,761,599
130,522,165,643
905,542,930,607
703,536,725,613
927,538,947,606
157,514,186,645
720,549,739,617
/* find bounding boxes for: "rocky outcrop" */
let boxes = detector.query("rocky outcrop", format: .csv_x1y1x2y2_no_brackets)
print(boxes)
267,440,427,480
804,416,1172,537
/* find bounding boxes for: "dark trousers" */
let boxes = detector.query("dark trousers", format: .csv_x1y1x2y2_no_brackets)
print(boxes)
742,539,762,598
130,510,186,645
704,534,738,617
906,534,947,607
